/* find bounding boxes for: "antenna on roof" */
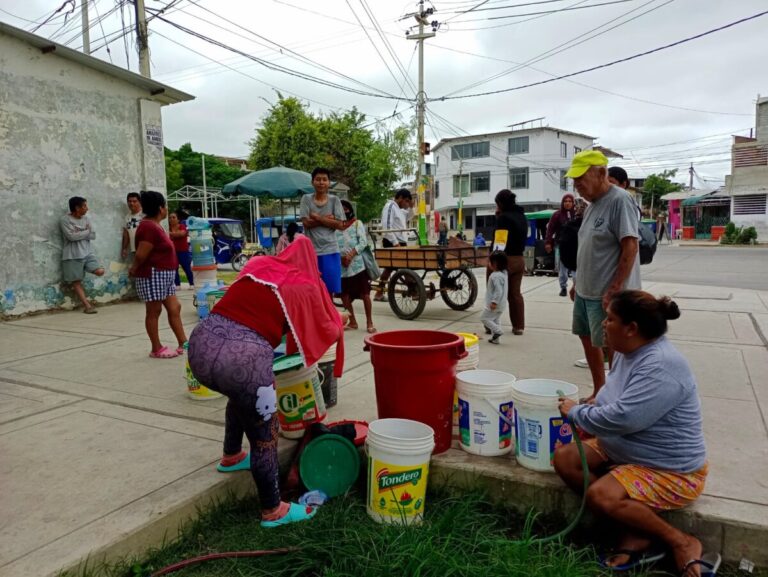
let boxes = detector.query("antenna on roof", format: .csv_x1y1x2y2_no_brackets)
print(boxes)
507,117,545,131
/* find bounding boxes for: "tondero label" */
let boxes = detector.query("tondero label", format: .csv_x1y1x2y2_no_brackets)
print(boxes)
377,468,422,492
368,459,429,519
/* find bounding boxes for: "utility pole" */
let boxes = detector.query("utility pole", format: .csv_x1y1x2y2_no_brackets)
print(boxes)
407,0,436,245
689,162,694,190
134,0,151,77
201,155,208,218
81,0,90,54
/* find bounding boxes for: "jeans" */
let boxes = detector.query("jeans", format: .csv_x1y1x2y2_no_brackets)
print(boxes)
175,251,194,286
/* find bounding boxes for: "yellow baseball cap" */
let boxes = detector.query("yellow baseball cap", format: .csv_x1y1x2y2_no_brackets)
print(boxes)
565,149,609,179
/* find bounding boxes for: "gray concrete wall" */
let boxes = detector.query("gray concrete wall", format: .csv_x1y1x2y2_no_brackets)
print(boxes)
0,33,168,317
756,96,768,144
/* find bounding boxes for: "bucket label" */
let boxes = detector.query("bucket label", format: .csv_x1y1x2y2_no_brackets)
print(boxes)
515,411,543,457
498,402,514,450
458,398,514,450
549,417,573,465
185,363,221,399
276,378,319,431
458,398,471,446
368,458,428,519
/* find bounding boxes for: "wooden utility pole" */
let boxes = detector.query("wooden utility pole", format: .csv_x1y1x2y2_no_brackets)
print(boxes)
134,0,151,77
689,163,694,190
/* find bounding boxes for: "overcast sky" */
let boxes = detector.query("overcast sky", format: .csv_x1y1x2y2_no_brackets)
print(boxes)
3,0,768,186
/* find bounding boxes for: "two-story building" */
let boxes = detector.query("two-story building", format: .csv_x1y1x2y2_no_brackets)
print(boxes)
431,126,596,239
725,96,768,239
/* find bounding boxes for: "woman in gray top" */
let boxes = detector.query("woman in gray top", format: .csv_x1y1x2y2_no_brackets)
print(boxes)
555,290,716,575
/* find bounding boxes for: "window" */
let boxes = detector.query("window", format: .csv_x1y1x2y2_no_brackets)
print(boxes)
508,136,529,155
451,141,490,160
733,194,767,215
434,180,440,198
560,170,568,191
471,171,490,192
574,146,582,155
509,167,529,189
453,174,469,197
453,171,489,196
435,155,439,167
560,141,567,158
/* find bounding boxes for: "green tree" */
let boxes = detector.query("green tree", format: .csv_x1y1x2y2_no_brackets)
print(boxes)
248,96,415,222
164,148,184,193
641,170,682,211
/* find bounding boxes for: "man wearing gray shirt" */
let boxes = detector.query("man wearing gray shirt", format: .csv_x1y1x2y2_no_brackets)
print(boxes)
565,151,640,398
300,167,346,295
60,196,105,314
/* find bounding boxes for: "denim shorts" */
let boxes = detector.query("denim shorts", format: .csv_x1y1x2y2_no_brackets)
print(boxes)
572,294,606,347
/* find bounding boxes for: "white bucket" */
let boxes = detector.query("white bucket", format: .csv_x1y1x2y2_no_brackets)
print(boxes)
456,370,517,456
192,266,218,288
366,418,434,525
274,359,326,439
511,379,579,472
455,332,480,372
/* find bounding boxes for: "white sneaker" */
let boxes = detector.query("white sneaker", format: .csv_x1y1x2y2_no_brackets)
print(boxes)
574,358,610,370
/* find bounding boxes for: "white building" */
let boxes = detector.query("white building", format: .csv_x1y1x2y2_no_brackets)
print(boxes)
432,126,595,239
0,22,193,317
725,96,768,239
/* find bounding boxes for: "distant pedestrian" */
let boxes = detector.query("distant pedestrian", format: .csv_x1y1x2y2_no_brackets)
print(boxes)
60,196,105,314
482,251,508,344
374,188,413,301
490,189,527,335
168,209,194,289
275,222,303,255
473,232,486,246
129,191,187,359
336,200,375,335
300,167,346,295
438,219,448,245
545,193,576,297
566,151,641,400
121,192,144,261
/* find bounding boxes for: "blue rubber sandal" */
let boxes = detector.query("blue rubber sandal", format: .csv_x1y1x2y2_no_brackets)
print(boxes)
260,502,317,528
216,452,250,473
681,553,721,577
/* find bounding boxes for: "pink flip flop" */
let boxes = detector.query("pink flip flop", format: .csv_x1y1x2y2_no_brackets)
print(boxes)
149,346,179,359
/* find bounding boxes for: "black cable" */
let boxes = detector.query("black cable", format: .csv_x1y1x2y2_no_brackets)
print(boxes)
451,0,635,23
433,9,768,101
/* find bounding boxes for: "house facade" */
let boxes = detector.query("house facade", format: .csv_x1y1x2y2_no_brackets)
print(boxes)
432,127,595,239
725,96,768,238
0,22,193,317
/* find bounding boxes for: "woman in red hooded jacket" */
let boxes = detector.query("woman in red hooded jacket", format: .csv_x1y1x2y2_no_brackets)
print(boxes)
545,193,576,297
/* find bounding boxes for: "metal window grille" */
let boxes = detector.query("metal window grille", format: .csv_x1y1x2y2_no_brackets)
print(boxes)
733,194,767,215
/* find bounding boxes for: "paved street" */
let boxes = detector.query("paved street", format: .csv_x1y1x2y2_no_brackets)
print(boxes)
644,244,768,290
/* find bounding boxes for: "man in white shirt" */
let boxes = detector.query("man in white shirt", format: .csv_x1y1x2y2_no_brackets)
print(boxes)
374,189,412,301
121,192,144,261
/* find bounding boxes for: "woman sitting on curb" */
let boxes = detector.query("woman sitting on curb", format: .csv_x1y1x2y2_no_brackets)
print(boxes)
554,290,719,576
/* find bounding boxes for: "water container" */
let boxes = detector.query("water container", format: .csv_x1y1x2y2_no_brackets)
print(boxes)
273,354,326,439
186,216,211,230
456,370,516,457
189,229,215,267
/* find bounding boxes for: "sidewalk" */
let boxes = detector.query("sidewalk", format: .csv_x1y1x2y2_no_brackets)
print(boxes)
1,274,767,576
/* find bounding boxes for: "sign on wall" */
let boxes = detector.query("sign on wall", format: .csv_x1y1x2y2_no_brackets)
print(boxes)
145,125,163,148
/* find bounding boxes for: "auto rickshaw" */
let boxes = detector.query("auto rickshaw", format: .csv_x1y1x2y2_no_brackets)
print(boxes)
208,218,249,271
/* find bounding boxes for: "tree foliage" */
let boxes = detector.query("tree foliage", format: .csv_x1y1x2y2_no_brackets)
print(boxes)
641,170,682,210
248,96,416,222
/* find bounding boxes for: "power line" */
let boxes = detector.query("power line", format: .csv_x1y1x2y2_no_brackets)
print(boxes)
444,0,669,97
433,9,768,101
450,0,636,23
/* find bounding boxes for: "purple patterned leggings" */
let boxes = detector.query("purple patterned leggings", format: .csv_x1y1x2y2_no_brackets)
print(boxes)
188,314,280,509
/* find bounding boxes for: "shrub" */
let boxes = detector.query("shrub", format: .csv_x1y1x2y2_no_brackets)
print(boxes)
720,222,759,245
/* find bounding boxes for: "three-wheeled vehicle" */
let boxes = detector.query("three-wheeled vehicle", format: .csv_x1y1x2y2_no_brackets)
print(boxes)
255,216,304,253
524,209,557,276
208,218,249,271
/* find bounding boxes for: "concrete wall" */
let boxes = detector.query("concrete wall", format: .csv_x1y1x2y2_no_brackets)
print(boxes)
0,32,168,317
433,129,594,213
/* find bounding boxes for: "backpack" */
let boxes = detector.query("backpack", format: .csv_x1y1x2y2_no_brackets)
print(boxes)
558,217,581,271
638,221,657,265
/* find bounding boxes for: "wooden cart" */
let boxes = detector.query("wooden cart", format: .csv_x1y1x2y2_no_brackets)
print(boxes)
371,233,489,320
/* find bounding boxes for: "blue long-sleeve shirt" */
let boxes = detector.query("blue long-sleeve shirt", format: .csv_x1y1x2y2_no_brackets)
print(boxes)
569,336,706,473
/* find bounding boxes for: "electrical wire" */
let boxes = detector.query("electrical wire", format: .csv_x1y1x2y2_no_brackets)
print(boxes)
432,9,768,101
450,0,635,23
91,0,114,62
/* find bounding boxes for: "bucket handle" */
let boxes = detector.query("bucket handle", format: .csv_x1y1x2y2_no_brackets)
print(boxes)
315,366,324,385
483,397,514,427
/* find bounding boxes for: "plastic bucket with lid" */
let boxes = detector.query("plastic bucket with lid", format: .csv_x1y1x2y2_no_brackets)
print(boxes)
512,379,579,472
366,418,434,525
317,345,338,409
456,370,516,456
273,354,326,439
364,330,466,454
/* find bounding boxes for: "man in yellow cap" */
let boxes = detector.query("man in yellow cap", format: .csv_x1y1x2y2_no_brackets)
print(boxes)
565,150,641,399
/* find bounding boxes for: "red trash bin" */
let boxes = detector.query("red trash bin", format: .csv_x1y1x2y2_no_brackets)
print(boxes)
364,330,467,454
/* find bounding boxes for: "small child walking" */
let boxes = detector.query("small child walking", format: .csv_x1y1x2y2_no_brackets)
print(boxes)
483,251,508,344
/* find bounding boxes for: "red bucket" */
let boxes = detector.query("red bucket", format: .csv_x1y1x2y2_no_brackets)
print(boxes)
364,330,467,454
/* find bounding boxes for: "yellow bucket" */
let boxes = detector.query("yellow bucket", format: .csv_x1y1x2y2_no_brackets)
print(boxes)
184,345,222,400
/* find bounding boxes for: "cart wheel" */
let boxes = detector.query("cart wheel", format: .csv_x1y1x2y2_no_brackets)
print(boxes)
440,268,478,310
388,269,426,320
231,253,248,272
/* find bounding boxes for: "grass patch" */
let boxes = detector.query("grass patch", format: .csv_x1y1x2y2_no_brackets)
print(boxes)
60,488,762,577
